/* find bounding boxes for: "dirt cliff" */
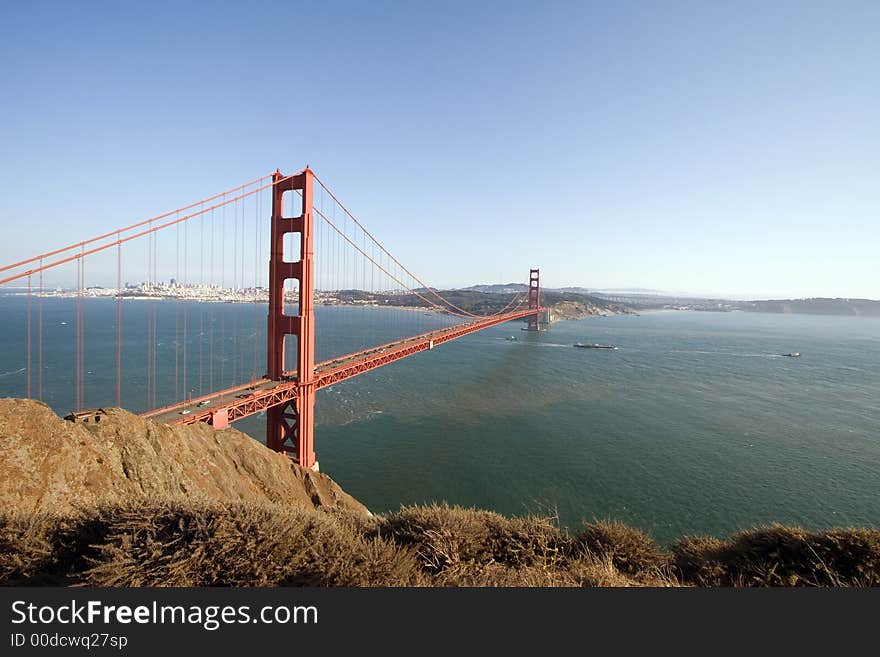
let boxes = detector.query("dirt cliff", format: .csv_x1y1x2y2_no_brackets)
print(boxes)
0,399,367,516
550,299,635,321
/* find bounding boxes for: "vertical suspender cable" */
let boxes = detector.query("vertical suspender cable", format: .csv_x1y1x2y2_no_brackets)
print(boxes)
232,197,238,387
183,213,188,401
175,218,180,401
26,273,31,398
209,206,214,392
77,247,84,410
220,196,226,388
146,227,151,410
149,230,153,408
253,188,259,382
116,233,122,407
199,203,204,396
80,248,85,409
75,257,79,410
152,226,158,409
38,260,43,401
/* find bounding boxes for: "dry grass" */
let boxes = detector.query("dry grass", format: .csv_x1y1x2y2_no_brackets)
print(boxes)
0,508,109,586
0,511,56,585
575,520,670,576
672,524,880,586
1,501,877,587
380,504,568,573
85,500,425,587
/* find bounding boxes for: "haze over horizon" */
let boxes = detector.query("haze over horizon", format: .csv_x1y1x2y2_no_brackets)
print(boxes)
1,1,877,299
461,282,879,303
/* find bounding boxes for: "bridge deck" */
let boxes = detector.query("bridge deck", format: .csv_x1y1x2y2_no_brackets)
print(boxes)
142,307,540,427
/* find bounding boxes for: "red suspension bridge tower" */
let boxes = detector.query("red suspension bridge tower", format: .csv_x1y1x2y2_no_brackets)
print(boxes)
527,268,541,331
266,168,318,469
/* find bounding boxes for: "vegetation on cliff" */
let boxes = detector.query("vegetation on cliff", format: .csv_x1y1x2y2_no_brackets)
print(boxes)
2,501,878,587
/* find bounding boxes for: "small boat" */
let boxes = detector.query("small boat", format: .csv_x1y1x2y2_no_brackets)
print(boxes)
574,343,618,350
506,336,517,341
782,352,801,357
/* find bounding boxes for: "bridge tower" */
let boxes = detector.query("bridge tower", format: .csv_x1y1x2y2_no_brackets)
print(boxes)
526,268,541,331
266,168,318,469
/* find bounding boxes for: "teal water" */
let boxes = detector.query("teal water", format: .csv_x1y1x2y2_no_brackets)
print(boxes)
2,297,878,544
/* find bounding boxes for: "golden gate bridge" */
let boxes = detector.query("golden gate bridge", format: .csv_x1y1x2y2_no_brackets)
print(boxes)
0,167,543,469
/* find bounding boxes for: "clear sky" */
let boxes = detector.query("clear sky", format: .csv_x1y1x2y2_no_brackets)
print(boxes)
1,1,878,299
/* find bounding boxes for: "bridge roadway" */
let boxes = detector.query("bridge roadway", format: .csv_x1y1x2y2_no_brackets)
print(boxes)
141,307,541,428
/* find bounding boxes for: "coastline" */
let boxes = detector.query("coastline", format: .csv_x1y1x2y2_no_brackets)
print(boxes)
2,291,458,316
6,290,651,322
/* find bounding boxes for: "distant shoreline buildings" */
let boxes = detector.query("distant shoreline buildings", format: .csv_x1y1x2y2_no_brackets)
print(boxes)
25,280,423,308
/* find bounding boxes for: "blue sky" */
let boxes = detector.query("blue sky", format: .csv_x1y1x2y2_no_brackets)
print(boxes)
1,1,878,299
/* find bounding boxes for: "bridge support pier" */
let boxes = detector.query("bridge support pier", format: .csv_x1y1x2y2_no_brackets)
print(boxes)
265,396,317,471
266,168,318,470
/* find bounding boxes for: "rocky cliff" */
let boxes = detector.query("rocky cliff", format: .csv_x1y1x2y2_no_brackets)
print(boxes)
550,298,635,321
0,399,367,516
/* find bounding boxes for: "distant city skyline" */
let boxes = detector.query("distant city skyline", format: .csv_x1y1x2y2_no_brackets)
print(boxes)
1,2,877,300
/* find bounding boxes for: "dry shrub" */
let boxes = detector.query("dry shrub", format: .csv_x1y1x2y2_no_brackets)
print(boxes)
3,499,878,587
815,527,880,584
672,525,880,587
85,500,316,586
444,554,639,587
483,514,569,569
432,554,678,588
323,506,382,536
670,536,728,586
0,509,109,586
382,504,508,571
435,562,568,587
278,532,426,587
0,512,55,585
381,503,568,575
565,554,650,587
83,500,424,587
378,504,674,587
575,520,668,576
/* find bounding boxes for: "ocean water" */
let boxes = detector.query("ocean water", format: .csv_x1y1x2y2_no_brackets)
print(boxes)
1,296,878,544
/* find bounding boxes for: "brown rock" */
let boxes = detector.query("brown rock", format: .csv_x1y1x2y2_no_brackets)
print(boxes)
0,399,368,517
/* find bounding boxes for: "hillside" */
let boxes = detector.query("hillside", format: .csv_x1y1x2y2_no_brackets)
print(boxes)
741,298,880,316
373,288,635,319
541,291,634,320
0,399,366,516
588,294,880,316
